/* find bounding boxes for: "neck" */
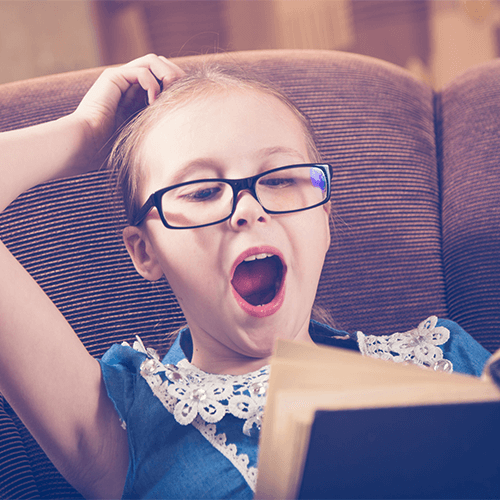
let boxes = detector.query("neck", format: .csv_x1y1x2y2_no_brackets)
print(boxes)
190,349,271,375
186,329,315,376
184,317,315,375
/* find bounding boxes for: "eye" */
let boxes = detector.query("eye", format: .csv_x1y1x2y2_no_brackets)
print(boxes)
178,185,223,202
259,177,296,188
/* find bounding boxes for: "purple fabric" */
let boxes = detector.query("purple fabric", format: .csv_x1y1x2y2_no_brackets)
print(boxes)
438,60,500,352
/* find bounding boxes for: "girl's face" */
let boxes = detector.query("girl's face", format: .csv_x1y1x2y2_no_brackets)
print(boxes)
124,89,330,374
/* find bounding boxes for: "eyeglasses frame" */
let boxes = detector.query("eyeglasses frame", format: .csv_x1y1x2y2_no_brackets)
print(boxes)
132,163,332,229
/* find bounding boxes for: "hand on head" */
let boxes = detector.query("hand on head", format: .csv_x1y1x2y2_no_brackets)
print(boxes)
73,54,185,165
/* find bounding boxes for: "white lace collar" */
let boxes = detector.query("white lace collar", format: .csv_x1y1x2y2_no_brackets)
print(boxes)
357,316,453,372
130,314,452,435
132,337,268,436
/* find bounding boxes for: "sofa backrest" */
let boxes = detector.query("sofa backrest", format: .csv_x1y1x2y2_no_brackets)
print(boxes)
437,60,500,352
0,50,499,498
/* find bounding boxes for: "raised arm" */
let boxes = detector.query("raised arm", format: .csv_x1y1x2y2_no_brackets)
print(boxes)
0,54,184,211
0,55,184,499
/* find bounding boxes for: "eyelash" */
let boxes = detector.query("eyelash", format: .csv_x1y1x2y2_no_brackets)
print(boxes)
179,186,222,202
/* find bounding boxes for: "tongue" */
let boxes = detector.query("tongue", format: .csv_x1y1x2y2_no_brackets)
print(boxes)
232,257,280,306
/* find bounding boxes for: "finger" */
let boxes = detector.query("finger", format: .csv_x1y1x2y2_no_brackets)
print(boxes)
158,55,186,80
137,69,161,105
123,54,185,80
109,66,162,105
123,54,185,100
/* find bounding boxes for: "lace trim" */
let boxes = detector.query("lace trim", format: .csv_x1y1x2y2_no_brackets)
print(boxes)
191,415,258,492
124,337,265,492
357,316,453,372
132,339,268,435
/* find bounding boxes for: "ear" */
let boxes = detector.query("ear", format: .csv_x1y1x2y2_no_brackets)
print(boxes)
123,225,164,281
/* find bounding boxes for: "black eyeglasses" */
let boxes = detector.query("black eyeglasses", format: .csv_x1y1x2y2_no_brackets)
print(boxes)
133,163,332,229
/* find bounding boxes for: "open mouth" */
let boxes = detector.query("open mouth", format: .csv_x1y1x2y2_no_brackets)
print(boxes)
232,253,283,305
231,250,286,317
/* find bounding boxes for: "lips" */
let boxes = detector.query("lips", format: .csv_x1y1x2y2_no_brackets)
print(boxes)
230,247,286,318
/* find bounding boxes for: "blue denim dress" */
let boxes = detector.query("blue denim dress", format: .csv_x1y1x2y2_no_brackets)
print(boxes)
99,318,491,499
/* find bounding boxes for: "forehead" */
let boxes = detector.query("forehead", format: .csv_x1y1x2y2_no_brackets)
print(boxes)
139,88,311,193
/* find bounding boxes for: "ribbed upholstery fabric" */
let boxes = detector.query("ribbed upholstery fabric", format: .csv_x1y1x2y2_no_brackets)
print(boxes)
0,50,498,497
437,60,500,353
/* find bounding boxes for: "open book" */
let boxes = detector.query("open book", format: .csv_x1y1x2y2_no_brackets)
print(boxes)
255,340,500,499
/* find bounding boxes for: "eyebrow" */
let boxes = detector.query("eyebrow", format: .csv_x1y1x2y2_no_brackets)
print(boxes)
168,159,221,186
258,146,307,163
169,146,308,186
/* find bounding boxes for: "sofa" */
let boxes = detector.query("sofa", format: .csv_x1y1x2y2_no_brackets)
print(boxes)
0,49,499,498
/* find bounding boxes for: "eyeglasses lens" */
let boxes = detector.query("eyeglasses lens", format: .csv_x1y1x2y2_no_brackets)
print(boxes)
256,166,327,212
161,181,233,228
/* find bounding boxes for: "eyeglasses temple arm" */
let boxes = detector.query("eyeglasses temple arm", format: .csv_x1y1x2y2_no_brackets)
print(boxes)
132,196,155,226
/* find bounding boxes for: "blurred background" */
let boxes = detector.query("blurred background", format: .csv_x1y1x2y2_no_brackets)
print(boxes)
0,0,499,89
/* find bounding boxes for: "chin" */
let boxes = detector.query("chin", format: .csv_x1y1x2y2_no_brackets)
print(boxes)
242,332,283,359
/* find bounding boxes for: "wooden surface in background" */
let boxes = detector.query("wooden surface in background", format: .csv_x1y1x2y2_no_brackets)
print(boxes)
1,1,500,87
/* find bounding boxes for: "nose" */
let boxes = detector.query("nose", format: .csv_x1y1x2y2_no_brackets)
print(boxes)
229,190,270,229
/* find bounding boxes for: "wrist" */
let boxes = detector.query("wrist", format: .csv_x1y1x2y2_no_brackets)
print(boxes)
57,113,102,177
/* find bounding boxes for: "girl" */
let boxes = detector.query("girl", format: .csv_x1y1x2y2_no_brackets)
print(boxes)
0,54,491,499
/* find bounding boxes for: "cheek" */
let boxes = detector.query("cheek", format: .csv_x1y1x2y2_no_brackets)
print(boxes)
310,213,330,277
324,213,332,252
290,209,330,272
147,226,223,299
323,200,332,215
310,208,331,258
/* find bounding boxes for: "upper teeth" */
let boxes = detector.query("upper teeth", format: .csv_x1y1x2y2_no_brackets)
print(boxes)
244,252,274,262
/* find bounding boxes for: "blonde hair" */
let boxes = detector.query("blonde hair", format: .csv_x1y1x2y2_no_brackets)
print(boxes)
109,62,322,225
